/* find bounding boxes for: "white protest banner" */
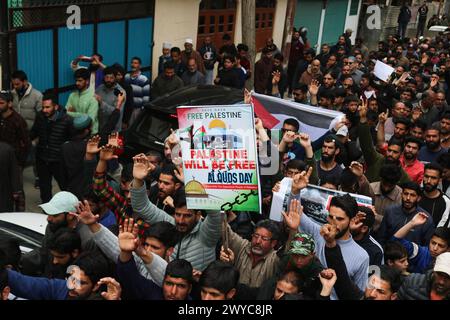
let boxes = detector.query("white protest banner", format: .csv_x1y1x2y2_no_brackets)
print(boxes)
270,178,293,222
300,184,373,225
374,60,395,82
176,105,261,212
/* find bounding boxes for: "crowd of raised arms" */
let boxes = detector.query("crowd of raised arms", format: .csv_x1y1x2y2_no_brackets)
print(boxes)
1,24,450,301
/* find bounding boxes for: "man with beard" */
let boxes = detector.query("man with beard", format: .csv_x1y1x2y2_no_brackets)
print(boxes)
288,188,369,299
70,53,105,90
44,228,81,279
439,112,450,149
66,68,99,135
151,61,184,100
219,219,280,288
292,49,315,91
400,136,424,184
287,29,304,95
370,164,403,232
148,163,183,216
131,155,221,271
359,99,410,183
116,218,193,300
291,83,309,104
378,181,435,247
398,252,450,300
20,191,79,277
393,212,450,273
95,67,126,135
419,163,450,228
61,116,94,199
419,127,448,163
111,64,134,129
322,224,401,300
0,90,29,210
381,101,408,141
180,38,205,75
6,250,111,300
181,58,206,86
254,48,274,93
125,56,150,126
317,136,343,184
349,206,384,266
410,120,426,141
31,92,73,202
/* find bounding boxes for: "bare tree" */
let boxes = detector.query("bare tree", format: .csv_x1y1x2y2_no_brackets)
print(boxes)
241,0,256,90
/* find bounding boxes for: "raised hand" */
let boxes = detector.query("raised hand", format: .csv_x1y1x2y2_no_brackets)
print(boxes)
430,77,439,88
334,117,346,132
99,144,119,161
98,277,122,300
298,133,312,149
133,154,155,180
255,117,264,131
292,167,313,193
282,131,298,144
70,200,99,225
86,135,101,155
411,212,428,226
118,218,139,253
244,88,252,104
350,212,366,231
320,223,338,247
219,246,235,264
319,269,337,292
108,132,120,148
272,70,281,85
349,161,364,178
358,98,368,121
116,93,125,110
308,79,320,96
192,269,202,283
163,196,175,208
174,165,184,183
282,199,302,231
272,181,281,193
167,129,179,146
378,111,388,124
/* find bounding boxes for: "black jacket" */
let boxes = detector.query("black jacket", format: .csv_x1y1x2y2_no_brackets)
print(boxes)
30,110,73,162
398,270,450,300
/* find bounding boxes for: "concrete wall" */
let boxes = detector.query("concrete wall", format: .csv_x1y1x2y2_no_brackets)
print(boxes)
151,0,201,80
343,0,361,45
272,0,288,48
232,0,287,49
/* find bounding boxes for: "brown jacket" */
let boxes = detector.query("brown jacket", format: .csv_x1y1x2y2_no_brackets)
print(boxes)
225,224,279,287
369,182,402,231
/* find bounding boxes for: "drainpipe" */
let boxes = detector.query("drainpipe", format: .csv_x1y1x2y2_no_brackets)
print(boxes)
316,0,327,54
0,0,10,89
281,0,297,69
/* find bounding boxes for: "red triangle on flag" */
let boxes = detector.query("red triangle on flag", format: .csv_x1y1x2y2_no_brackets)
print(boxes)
252,96,280,129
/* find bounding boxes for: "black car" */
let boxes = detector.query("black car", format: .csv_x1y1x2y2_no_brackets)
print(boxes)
123,84,244,159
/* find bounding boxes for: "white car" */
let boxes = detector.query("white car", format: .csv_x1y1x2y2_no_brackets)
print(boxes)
0,212,47,253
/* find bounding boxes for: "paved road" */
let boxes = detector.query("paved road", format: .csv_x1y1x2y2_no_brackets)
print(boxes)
23,166,60,214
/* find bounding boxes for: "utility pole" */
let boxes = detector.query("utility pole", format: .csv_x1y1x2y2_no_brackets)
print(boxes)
281,0,297,69
241,0,255,90
0,0,10,90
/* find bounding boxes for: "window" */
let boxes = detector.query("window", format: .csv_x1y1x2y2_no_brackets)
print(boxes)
349,0,360,16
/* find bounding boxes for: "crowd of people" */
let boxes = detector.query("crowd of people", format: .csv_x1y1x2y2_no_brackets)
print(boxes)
1,17,450,301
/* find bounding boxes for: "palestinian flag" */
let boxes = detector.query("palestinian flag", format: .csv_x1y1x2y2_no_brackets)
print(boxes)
251,92,344,141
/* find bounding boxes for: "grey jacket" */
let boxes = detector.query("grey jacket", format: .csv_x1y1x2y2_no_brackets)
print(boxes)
89,224,166,286
12,83,42,129
131,182,222,271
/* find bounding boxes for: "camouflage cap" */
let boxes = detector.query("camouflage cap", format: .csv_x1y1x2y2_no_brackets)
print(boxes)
289,233,315,256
